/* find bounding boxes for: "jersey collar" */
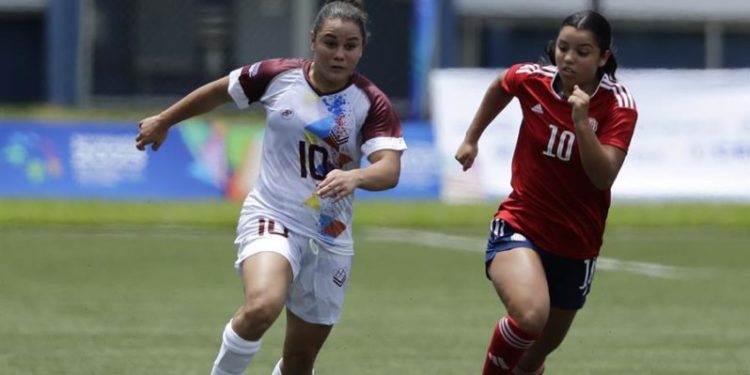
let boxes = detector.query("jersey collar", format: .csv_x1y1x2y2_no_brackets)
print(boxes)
550,67,605,101
303,60,355,97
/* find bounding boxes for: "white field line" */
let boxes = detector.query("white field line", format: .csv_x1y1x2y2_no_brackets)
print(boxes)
361,227,712,279
0,225,232,239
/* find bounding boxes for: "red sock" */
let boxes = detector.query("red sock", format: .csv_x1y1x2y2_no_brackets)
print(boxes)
512,363,545,375
482,316,539,375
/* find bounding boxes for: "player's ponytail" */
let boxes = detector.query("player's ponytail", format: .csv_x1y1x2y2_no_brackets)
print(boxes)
314,0,369,45
601,52,618,80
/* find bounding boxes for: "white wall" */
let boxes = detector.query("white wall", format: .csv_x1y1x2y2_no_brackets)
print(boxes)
430,68,750,202
0,0,45,11
456,0,750,21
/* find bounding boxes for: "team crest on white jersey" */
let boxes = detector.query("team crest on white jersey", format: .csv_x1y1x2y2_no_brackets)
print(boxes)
331,118,350,146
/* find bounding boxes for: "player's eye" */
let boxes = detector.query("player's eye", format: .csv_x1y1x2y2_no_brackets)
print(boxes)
577,49,591,57
344,43,358,51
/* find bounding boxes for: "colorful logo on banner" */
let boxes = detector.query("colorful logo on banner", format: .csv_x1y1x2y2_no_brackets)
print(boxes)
178,121,229,190
0,121,229,199
0,120,439,200
2,130,63,184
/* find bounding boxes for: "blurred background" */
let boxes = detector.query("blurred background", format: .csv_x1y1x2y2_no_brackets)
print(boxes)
5,0,750,103
1,0,749,202
1,1,749,374
4,0,750,107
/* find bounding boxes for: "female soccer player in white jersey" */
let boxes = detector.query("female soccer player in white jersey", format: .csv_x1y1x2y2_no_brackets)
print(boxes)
455,11,637,375
135,1,405,374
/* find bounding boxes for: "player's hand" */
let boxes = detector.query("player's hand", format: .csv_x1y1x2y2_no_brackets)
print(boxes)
316,169,360,203
568,85,590,127
455,141,478,171
135,115,170,151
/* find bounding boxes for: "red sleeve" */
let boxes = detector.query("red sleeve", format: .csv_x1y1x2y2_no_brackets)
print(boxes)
237,58,305,104
354,74,402,142
599,107,637,152
501,63,532,96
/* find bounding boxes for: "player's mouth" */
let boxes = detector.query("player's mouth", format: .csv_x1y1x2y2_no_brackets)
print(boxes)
560,66,576,76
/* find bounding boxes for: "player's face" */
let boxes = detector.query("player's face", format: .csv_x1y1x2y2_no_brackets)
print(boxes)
310,18,364,93
554,26,610,92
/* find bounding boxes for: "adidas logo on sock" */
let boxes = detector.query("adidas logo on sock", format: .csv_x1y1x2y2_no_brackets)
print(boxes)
488,353,510,370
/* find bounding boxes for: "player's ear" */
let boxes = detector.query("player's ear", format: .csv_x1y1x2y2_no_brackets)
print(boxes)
599,49,611,68
310,31,316,50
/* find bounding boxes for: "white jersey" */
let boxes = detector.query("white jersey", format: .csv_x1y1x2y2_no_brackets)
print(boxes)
228,58,406,255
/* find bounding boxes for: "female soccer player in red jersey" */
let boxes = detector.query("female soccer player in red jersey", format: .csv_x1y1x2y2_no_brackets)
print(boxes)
455,10,637,375
136,1,405,374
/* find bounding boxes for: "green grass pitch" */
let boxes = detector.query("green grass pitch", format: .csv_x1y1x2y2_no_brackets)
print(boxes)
0,200,748,374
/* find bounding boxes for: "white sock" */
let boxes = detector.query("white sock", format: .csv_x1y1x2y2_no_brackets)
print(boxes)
270,359,283,375
210,321,261,375
269,358,315,375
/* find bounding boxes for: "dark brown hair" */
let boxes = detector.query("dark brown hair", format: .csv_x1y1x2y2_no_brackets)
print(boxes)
312,0,369,45
545,10,618,80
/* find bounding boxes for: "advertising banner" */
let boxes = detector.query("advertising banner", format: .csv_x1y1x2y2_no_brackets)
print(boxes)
430,68,750,202
357,122,440,200
0,120,439,201
0,120,229,199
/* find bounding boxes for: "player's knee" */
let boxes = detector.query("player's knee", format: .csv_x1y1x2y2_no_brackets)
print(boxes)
238,299,283,333
511,305,549,334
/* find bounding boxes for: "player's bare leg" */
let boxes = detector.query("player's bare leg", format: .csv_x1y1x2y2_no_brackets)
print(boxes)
489,247,550,333
273,309,332,375
483,247,549,374
211,252,292,375
233,252,293,339
514,307,577,373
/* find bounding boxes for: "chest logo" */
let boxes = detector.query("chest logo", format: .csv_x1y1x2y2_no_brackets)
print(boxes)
281,108,294,120
531,103,544,114
331,116,350,146
588,117,599,132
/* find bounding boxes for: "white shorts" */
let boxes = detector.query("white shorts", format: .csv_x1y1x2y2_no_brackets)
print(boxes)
234,214,352,325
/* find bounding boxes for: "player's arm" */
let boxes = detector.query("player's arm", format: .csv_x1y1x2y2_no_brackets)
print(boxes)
455,70,515,171
316,149,402,201
569,85,627,189
136,76,232,151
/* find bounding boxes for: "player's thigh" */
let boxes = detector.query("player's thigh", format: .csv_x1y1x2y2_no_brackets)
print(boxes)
237,227,297,308
240,251,293,306
485,219,549,309
488,247,549,311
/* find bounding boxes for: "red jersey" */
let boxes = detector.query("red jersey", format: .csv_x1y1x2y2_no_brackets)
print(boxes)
496,63,637,259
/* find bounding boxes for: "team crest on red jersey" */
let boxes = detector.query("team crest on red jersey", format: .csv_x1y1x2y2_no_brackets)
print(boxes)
588,117,599,132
